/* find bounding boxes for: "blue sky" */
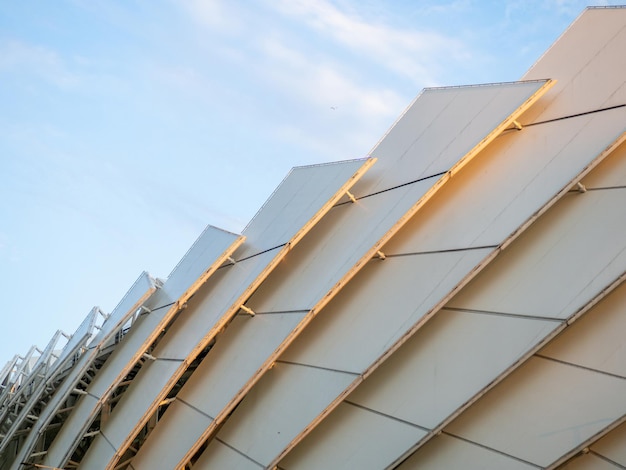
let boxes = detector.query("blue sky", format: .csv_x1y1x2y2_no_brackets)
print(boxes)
0,0,621,364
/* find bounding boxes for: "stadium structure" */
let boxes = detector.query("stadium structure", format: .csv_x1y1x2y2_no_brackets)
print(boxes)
2,6,626,470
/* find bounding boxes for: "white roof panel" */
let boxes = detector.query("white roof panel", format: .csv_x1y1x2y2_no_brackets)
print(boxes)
194,439,263,470
0,309,98,456
79,159,374,469
447,188,626,318
313,145,626,469
366,81,552,191
132,80,553,469
347,309,558,429
444,357,626,467
280,402,428,470
540,282,626,378
130,312,308,469
398,433,538,470
523,8,626,121
88,272,157,348
12,273,157,470
559,453,620,470
42,226,243,469
204,110,626,469
280,248,492,373
591,421,626,467
203,362,356,466
384,106,626,254
241,159,375,250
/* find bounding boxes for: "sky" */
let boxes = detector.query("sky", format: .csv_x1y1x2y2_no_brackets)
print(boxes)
0,0,622,364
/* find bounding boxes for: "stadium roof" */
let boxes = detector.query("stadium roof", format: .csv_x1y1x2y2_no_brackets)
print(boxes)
1,6,626,470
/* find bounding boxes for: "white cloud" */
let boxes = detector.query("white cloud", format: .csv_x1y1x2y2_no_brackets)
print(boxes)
0,40,80,88
181,0,244,34
258,36,405,119
267,0,470,86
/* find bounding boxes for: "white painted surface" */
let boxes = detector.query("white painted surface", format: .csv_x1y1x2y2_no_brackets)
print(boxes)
200,362,357,467
444,357,626,467
398,433,537,470
559,453,620,470
280,402,428,470
280,249,492,373
129,80,554,470
206,110,626,468
336,144,626,469
43,226,243,469
0,309,98,456
194,439,263,470
592,421,626,467
540,282,626,378
11,273,157,470
447,192,626,317
131,312,307,469
79,159,373,469
347,309,558,429
523,8,626,121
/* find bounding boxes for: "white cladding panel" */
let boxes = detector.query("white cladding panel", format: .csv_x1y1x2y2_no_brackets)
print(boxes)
245,181,435,313
130,313,307,469
523,8,626,121
151,249,279,359
347,310,558,429
81,361,185,465
384,108,626,254
280,402,428,470
8,9,626,470
134,79,555,467
213,363,356,466
11,273,157,470
581,139,626,188
592,421,626,466
133,399,213,470
247,81,551,314
80,159,373,469
43,227,243,469
51,306,98,372
333,150,626,468
398,433,537,470
77,436,116,468
560,453,620,470
194,440,262,470
240,159,374,252
283,144,626,467
365,81,551,192
280,249,492,373
540,281,626,378
181,312,308,417
445,357,626,467
447,189,626,318
88,272,156,348
201,89,626,468
157,225,243,304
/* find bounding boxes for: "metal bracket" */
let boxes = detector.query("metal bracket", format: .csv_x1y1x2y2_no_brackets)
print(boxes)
240,305,256,317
